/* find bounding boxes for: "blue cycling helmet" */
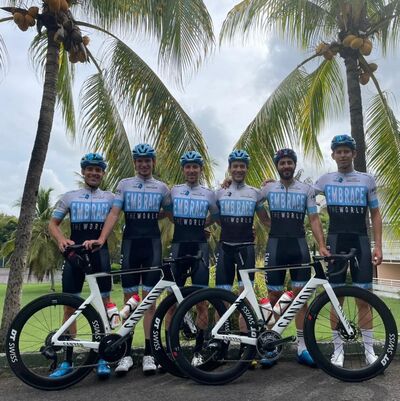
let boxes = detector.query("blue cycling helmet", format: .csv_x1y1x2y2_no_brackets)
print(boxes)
180,151,204,166
331,134,356,151
273,148,297,165
228,149,250,165
80,153,107,170
132,143,156,159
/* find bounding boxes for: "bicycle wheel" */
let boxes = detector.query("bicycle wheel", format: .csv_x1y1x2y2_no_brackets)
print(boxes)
169,288,258,385
150,286,201,377
6,293,105,390
304,285,398,382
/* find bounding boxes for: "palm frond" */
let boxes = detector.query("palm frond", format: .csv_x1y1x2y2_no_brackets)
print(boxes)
79,72,134,190
29,33,47,81
57,46,76,138
76,0,215,82
0,33,8,81
220,0,335,48
106,38,213,185
300,56,345,160
366,92,400,236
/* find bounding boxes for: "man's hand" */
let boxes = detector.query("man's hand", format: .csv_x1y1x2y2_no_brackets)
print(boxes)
57,239,75,253
262,178,275,187
372,246,383,266
221,177,232,189
318,245,331,257
83,239,105,251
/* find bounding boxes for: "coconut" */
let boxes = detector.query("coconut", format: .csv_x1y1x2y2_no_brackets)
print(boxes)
28,7,39,18
18,20,30,32
82,36,90,46
323,50,334,60
368,63,378,72
25,15,36,27
69,50,79,63
77,50,87,63
350,37,364,49
359,72,370,85
13,12,24,25
360,39,372,56
342,34,357,47
48,0,61,13
60,0,69,12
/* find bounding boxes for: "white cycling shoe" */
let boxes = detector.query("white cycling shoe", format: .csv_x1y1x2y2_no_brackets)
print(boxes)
330,351,344,368
191,352,204,367
365,352,378,365
142,355,157,375
115,356,133,376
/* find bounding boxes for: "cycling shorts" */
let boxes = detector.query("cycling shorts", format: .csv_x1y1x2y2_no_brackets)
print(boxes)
215,243,255,290
327,233,372,289
171,242,209,287
121,238,162,293
62,247,112,298
265,237,311,291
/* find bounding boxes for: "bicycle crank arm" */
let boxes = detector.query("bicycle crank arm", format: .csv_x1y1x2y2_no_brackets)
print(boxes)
263,336,296,350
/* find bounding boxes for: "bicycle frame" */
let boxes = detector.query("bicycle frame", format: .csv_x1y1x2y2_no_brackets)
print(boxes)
211,260,355,345
50,267,184,350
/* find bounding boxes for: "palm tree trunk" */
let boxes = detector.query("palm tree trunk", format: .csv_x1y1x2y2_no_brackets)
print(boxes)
0,32,59,349
343,52,367,172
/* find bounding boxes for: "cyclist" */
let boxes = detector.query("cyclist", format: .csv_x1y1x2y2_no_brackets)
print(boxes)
260,148,329,368
215,149,270,292
164,151,219,366
48,153,114,378
314,134,382,367
86,144,170,375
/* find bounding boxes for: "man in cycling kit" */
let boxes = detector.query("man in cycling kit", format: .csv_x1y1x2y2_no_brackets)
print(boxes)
164,151,219,366
260,148,329,368
215,150,270,291
315,134,383,367
48,153,113,378
87,144,169,375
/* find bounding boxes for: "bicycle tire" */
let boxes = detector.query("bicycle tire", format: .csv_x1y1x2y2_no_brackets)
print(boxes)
169,288,258,385
6,293,105,390
150,286,201,377
304,285,398,382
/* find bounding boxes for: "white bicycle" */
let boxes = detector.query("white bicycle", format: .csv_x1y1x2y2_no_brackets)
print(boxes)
6,244,202,390
168,248,398,384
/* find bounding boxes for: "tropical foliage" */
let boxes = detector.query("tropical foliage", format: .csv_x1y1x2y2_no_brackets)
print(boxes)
221,0,400,235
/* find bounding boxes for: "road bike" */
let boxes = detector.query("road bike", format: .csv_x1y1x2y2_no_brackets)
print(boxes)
168,248,398,384
6,244,202,390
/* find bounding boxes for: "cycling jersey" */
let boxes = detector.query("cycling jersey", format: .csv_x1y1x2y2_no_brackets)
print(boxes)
52,187,114,244
113,176,170,239
215,183,264,243
167,183,219,243
260,180,317,238
314,171,379,235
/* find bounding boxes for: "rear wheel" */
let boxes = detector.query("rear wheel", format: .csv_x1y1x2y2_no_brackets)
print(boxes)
168,288,258,385
6,293,104,390
304,286,398,382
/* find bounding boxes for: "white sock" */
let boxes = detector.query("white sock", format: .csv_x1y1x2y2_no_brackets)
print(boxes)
297,330,306,354
361,329,375,356
332,330,344,355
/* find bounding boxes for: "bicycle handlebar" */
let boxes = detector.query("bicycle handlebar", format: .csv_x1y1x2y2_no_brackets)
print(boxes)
313,248,357,262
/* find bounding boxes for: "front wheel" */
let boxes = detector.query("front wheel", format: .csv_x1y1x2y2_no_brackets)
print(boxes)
168,288,258,385
6,293,105,390
304,285,398,382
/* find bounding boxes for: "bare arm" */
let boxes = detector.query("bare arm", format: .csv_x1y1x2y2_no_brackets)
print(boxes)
309,214,330,256
48,218,74,252
370,207,383,265
256,208,271,228
84,206,121,249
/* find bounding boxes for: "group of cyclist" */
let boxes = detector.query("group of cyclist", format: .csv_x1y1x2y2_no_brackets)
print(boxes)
48,133,382,378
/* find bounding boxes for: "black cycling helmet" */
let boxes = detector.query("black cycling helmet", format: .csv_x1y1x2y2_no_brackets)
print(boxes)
331,134,356,151
273,148,297,165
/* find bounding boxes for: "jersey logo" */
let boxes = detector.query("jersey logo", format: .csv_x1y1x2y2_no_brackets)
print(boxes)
138,183,143,189
85,194,89,199
184,190,190,196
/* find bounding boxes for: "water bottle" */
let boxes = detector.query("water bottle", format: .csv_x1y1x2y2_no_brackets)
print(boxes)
106,302,121,329
119,294,141,320
259,298,275,326
273,290,294,316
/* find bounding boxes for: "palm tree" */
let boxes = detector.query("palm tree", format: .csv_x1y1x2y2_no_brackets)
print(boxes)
220,0,400,234
0,0,215,345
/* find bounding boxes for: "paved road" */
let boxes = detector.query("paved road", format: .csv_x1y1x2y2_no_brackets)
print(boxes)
1,359,399,401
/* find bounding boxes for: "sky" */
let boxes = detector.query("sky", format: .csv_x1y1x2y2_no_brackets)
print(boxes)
0,0,399,216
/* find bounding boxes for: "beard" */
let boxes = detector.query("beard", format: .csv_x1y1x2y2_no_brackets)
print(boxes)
278,168,295,180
